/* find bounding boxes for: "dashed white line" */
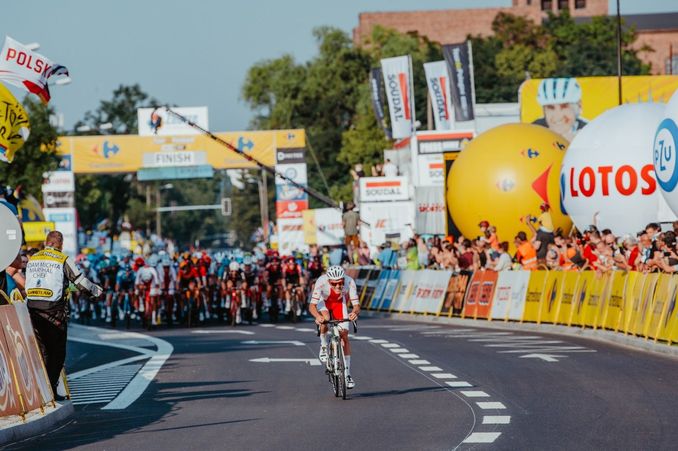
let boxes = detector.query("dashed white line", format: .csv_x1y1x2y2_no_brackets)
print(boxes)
431,373,457,379
408,359,430,365
460,390,490,398
294,328,315,332
445,381,472,388
381,343,400,348
477,401,506,410
419,366,442,372
483,416,511,424
369,339,389,344
463,432,502,443
352,336,373,341
259,324,275,328
390,349,409,353
275,326,294,330
398,354,420,359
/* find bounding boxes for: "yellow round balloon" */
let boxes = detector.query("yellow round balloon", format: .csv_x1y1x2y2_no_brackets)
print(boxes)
447,123,571,250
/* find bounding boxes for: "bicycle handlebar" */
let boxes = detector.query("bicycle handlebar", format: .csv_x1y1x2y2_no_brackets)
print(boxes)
315,319,358,335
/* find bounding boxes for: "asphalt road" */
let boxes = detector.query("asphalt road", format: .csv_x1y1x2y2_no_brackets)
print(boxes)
4,315,678,450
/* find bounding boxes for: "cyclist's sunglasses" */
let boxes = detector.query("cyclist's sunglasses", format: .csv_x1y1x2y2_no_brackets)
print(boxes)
329,280,344,287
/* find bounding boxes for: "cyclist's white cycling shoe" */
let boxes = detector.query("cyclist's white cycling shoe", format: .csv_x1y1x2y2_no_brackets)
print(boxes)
346,375,355,389
318,346,328,363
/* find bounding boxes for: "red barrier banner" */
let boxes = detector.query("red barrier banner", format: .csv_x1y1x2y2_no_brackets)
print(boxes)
0,306,43,412
0,321,23,417
462,272,483,318
475,271,498,319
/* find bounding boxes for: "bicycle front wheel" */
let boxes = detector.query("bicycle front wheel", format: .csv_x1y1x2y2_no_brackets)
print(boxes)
336,339,347,399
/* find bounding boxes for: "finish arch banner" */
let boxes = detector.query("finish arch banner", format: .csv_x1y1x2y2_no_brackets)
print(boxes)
490,271,530,321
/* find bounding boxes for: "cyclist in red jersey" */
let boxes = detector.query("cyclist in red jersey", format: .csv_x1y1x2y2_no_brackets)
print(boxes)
309,265,360,389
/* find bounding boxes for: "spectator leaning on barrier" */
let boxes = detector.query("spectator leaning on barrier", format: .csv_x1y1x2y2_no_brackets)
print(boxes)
487,241,512,271
25,231,103,396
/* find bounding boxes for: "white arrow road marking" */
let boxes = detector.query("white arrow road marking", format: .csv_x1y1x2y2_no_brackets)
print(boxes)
192,330,255,335
519,353,568,362
241,340,304,346
249,357,321,366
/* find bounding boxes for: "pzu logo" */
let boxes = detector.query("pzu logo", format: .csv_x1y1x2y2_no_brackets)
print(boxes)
653,118,678,192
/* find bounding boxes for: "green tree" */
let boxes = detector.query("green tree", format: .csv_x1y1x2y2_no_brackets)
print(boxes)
0,96,58,201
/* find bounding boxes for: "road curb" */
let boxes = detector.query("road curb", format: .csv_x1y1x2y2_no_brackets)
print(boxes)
0,401,74,446
363,311,678,360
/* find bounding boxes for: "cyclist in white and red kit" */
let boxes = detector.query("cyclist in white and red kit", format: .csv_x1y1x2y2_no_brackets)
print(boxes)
309,265,360,389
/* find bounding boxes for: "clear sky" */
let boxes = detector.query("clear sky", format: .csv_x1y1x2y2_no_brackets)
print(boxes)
1,0,675,132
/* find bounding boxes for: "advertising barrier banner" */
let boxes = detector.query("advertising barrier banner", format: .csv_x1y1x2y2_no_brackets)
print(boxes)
369,270,391,310
462,271,483,318
362,269,382,308
391,270,416,312
553,271,580,325
0,306,43,412
522,271,547,322
0,315,22,417
380,270,400,311
538,271,564,325
490,270,529,321
440,272,471,316
474,271,498,319
14,303,54,406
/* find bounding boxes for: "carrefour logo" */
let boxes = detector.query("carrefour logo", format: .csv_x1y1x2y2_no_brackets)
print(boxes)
653,118,678,192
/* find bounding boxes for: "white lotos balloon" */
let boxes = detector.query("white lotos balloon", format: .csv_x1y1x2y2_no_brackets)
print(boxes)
561,102,672,236
653,90,678,218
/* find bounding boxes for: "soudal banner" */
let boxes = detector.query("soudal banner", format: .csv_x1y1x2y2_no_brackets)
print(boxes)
414,186,446,234
423,61,454,130
369,67,392,139
381,55,415,139
0,36,69,103
442,42,475,122
359,176,410,202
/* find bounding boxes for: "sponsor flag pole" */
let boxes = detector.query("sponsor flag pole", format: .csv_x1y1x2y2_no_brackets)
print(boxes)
159,106,370,226
467,40,478,132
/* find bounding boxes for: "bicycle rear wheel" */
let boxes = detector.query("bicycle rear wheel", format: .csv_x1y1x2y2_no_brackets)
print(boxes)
336,340,347,399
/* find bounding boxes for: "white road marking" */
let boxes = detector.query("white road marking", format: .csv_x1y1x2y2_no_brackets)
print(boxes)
275,326,295,330
519,353,567,362
295,328,316,332
483,416,511,424
445,381,472,388
468,336,543,342
422,328,477,335
460,390,490,398
240,340,305,346
498,347,596,354
419,366,442,372
352,336,373,341
463,432,501,443
485,341,564,347
398,354,420,359
369,339,389,344
390,349,409,353
69,363,142,406
249,357,321,366
408,359,430,365
191,330,255,335
477,402,506,410
381,343,400,348
432,373,457,379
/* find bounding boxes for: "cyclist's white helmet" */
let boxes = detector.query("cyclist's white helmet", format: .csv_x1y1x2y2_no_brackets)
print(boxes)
327,265,345,281
537,78,582,105
229,261,240,271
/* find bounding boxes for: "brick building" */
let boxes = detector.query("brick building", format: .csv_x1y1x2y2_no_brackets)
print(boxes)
353,0,678,75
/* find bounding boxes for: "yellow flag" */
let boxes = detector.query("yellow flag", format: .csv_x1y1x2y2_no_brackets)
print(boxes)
0,82,30,163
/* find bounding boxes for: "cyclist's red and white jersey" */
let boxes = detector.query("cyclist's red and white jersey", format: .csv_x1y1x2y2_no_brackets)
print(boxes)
311,274,358,320
158,266,177,294
135,266,159,289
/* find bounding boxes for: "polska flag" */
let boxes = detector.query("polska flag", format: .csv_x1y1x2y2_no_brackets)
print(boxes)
0,36,69,103
423,61,455,131
380,55,416,140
